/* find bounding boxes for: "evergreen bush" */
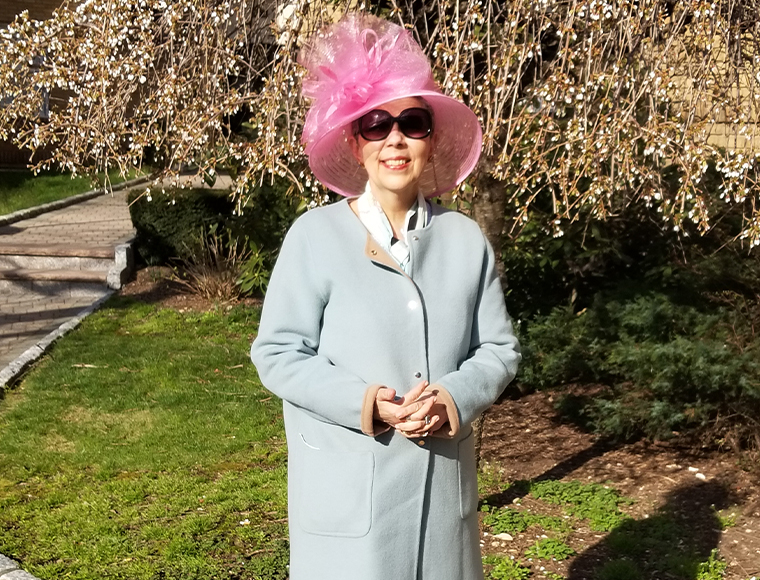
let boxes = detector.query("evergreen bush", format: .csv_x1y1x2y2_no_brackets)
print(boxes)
503,177,760,449
128,188,233,265
127,178,302,295
519,291,760,443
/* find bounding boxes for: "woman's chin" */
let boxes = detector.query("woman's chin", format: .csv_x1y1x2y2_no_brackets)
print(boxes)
370,178,422,200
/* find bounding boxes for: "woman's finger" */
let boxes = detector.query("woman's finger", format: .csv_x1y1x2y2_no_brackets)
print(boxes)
397,394,436,422
376,387,396,402
397,380,428,406
396,413,441,438
394,419,427,433
421,414,439,434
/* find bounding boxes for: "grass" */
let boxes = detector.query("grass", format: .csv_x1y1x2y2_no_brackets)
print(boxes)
0,169,141,216
482,505,571,536
0,297,288,580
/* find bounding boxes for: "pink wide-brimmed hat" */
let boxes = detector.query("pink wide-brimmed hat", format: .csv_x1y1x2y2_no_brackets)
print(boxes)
299,13,483,198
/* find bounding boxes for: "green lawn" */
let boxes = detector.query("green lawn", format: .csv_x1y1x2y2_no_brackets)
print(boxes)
0,298,288,580
0,170,140,216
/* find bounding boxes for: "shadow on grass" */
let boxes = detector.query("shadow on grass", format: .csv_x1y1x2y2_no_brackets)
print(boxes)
568,480,734,580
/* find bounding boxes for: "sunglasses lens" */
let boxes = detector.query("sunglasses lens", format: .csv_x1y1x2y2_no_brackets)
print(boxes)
358,108,433,141
398,109,432,139
359,111,394,141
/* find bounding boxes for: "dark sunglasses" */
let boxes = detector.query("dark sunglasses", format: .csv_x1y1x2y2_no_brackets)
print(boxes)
357,107,433,141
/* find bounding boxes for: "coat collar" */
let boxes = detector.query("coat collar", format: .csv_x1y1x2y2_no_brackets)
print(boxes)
342,197,440,280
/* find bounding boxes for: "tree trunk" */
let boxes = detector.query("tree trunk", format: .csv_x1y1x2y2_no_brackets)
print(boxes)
470,160,508,469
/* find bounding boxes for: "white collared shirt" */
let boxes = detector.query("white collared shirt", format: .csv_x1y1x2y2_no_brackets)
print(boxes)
356,183,429,273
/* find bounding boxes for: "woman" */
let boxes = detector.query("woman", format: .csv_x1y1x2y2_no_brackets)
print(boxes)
250,14,520,580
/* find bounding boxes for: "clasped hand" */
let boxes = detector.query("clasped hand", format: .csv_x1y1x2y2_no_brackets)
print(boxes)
373,380,448,438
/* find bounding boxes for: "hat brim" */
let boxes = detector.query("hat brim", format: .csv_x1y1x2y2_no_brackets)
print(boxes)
306,91,483,198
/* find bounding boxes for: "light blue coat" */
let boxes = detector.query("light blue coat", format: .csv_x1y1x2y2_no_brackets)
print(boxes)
250,199,520,580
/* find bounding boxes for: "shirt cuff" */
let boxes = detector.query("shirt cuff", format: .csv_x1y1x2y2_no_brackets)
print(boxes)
425,384,461,438
361,384,392,437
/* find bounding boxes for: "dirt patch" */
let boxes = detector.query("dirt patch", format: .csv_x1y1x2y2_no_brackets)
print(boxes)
481,392,760,579
43,432,76,453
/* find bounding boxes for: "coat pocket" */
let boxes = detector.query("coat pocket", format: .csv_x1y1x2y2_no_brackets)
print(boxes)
457,428,478,519
297,438,375,538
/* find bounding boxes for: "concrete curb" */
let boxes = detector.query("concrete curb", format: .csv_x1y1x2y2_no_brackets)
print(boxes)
0,176,149,227
0,290,115,391
0,554,39,580
107,241,135,290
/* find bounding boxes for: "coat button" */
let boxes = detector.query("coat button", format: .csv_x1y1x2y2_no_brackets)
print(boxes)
414,371,422,379
370,249,377,255
407,300,418,310
418,440,426,446
412,236,419,241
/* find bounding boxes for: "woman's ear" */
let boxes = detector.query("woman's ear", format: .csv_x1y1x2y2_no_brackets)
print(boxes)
349,135,364,167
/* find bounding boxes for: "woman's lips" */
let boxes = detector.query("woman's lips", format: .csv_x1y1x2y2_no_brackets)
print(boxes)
381,158,411,170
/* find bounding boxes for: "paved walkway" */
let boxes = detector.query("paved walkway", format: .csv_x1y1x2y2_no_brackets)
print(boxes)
0,189,135,374
0,190,135,247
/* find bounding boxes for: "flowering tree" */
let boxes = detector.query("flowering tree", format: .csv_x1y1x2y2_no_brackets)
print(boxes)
0,0,280,191
1,0,759,242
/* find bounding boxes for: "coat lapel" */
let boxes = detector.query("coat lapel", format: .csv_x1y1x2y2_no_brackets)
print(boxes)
363,233,412,280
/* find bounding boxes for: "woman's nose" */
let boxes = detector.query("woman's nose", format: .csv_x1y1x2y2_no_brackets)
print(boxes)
385,122,405,144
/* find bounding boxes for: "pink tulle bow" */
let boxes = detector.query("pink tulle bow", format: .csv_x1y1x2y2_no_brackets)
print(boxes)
301,22,430,149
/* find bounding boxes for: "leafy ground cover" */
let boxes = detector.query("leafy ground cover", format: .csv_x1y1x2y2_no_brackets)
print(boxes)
2,269,760,580
0,296,288,580
0,169,139,216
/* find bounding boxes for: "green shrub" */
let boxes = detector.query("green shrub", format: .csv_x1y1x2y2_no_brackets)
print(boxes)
128,177,302,295
520,291,760,442
128,188,233,265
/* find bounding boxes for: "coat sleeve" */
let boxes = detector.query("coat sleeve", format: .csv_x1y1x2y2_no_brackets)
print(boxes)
432,234,521,431
250,219,387,434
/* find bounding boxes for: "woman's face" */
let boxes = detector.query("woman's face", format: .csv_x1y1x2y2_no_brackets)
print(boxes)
351,97,432,205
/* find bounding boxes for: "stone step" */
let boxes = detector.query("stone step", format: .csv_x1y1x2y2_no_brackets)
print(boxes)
0,266,108,298
0,242,115,258
0,276,109,298
0,268,108,283
0,254,112,271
